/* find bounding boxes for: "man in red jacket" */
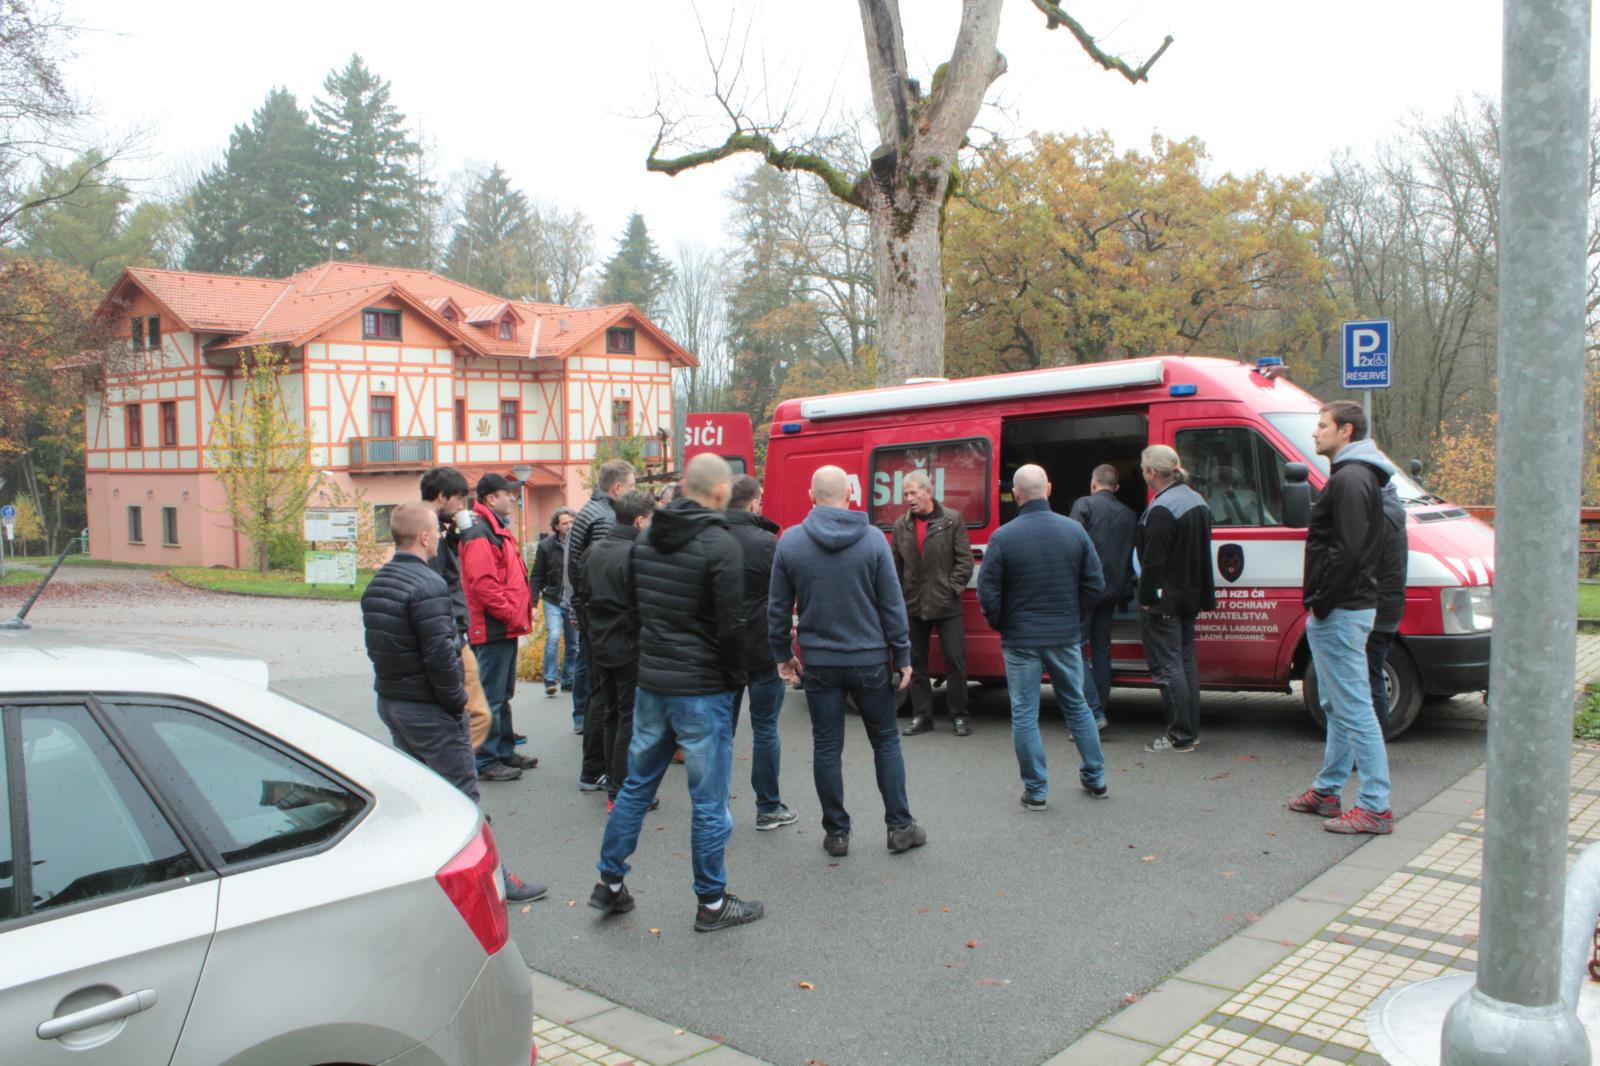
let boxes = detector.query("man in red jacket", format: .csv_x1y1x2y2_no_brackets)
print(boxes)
460,473,535,782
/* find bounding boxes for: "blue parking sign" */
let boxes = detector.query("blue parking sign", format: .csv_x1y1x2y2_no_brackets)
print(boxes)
1342,320,1392,389
0,505,14,521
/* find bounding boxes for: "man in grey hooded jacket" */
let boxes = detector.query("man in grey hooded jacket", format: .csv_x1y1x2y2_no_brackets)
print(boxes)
768,465,926,860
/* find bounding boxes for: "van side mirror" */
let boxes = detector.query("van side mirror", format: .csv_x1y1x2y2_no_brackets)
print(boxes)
1282,462,1311,529
1408,458,1424,482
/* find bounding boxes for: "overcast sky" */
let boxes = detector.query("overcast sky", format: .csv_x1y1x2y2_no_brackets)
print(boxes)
65,0,1594,270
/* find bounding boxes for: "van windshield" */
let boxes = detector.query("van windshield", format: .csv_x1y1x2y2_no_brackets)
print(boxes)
1262,412,1436,504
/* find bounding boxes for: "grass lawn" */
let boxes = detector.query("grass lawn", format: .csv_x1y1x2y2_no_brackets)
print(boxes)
170,567,374,602
1582,582,1600,621
1,568,42,586
5,554,170,570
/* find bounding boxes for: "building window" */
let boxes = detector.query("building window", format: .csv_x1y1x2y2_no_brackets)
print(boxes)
442,307,457,323
454,398,466,442
160,401,178,447
131,316,144,351
161,506,179,546
126,403,143,448
362,309,401,340
127,506,143,544
611,398,632,436
372,504,396,544
369,394,394,438
498,317,514,341
606,328,635,354
147,315,161,353
499,400,519,441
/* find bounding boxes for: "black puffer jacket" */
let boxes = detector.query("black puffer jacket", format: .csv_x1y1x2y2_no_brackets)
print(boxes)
361,553,468,714
577,524,641,669
565,490,617,624
725,508,780,676
633,499,746,694
1374,484,1408,633
427,510,470,636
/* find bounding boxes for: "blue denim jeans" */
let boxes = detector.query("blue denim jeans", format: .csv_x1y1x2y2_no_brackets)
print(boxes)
800,663,912,834
1002,643,1106,801
541,599,576,688
598,687,735,903
733,670,786,815
1308,608,1392,812
472,638,519,771
1083,602,1117,720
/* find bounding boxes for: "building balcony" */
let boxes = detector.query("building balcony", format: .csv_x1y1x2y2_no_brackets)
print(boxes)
596,433,670,470
348,436,435,471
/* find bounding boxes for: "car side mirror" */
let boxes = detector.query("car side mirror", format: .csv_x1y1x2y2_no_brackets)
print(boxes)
1282,462,1311,529
1408,458,1424,482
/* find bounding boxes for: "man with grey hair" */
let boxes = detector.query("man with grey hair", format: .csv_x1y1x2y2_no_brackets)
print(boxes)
1136,444,1215,753
770,465,925,858
591,454,763,931
978,464,1107,810
891,469,975,736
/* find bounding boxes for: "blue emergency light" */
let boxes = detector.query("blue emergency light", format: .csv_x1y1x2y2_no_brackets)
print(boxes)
1255,357,1283,369
1168,384,1197,397
781,422,802,434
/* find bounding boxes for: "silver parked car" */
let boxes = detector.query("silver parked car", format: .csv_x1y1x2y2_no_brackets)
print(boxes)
0,630,534,1065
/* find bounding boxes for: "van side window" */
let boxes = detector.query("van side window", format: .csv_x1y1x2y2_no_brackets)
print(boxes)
1174,427,1289,527
869,438,991,528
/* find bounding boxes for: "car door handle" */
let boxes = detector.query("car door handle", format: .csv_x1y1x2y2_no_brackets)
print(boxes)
37,988,158,1040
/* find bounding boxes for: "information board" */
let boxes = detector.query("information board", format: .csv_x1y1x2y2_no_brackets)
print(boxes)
304,549,358,587
304,507,358,543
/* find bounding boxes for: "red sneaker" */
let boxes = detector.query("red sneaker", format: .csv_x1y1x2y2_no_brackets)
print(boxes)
1287,788,1342,817
1324,806,1394,835
606,799,615,814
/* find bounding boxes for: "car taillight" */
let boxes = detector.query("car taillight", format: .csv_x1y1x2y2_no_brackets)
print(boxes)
436,821,509,955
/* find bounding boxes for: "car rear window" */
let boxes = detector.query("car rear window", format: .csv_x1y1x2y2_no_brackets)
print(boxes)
106,703,367,866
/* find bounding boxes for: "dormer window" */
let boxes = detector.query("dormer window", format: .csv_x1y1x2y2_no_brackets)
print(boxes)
606,328,635,354
442,307,457,323
362,309,401,340
499,317,514,341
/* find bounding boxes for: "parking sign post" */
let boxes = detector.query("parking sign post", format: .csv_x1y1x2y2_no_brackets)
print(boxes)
1340,319,1392,436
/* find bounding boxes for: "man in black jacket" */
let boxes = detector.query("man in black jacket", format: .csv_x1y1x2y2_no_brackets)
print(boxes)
420,467,493,752
363,502,545,901
892,470,976,737
1288,401,1396,835
1136,445,1216,754
567,459,637,788
590,455,763,932
576,489,655,808
1367,484,1407,736
1069,464,1138,731
726,474,796,830
530,508,577,698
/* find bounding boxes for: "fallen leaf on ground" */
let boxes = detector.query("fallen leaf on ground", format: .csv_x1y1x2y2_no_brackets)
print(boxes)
797,981,815,990
1210,771,1231,781
1141,855,1158,862
1237,754,1260,762
1123,993,1142,1005
674,1028,685,1035
965,940,979,948
976,978,1000,986
1220,871,1236,878
520,905,532,914
648,928,662,937
941,906,951,913
566,900,577,907
1244,912,1261,922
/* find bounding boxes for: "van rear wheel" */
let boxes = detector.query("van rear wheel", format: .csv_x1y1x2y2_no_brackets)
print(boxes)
1303,642,1424,739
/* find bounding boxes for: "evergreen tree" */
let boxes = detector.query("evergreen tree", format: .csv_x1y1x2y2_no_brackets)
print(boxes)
596,212,674,316
16,151,180,285
443,164,537,297
311,55,433,265
185,88,321,276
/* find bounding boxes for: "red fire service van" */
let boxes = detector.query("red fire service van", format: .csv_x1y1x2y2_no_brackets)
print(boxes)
762,356,1493,737
684,412,756,475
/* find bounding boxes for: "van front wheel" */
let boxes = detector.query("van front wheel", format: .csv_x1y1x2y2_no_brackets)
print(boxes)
1302,642,1424,739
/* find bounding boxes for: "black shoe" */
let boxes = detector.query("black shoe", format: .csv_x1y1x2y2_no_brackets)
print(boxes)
951,717,971,737
1020,792,1047,812
504,871,547,902
507,753,539,770
588,881,635,915
578,775,607,792
823,831,850,857
572,718,584,735
887,821,927,853
694,893,764,932
902,716,933,736
1081,778,1109,800
514,733,529,746
478,762,522,782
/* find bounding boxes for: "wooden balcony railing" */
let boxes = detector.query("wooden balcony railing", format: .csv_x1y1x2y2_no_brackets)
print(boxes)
348,436,435,471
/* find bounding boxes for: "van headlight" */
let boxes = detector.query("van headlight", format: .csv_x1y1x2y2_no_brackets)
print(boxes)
1440,586,1493,634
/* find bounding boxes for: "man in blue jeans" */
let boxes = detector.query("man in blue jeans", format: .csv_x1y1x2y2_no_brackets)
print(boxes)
978,464,1108,810
530,507,577,697
769,465,925,859
725,475,796,830
1289,400,1395,835
589,455,763,932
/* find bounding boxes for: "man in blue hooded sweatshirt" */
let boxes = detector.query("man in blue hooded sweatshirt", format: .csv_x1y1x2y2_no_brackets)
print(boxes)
1288,400,1397,835
769,465,925,859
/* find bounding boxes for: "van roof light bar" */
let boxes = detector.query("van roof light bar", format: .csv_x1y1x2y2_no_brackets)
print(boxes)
798,359,1167,421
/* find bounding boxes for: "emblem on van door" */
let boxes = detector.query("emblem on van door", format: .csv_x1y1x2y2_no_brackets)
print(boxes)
1218,543,1245,583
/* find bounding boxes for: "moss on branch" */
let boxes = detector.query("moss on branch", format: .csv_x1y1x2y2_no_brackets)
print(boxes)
648,131,865,207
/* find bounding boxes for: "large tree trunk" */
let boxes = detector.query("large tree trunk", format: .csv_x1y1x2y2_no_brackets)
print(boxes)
865,159,953,384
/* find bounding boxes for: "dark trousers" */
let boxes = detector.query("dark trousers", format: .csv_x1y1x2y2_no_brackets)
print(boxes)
576,630,608,783
1366,629,1394,736
1140,610,1200,746
908,614,967,720
594,659,638,800
733,669,786,815
472,638,519,770
378,697,480,803
1083,602,1117,719
801,663,913,834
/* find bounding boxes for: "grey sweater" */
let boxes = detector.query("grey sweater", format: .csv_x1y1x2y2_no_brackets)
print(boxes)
768,505,911,669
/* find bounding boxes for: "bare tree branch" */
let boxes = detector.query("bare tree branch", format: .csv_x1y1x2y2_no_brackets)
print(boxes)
1028,0,1174,83
648,114,865,207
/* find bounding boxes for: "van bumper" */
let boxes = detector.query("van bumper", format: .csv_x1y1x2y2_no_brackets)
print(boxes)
1404,633,1491,695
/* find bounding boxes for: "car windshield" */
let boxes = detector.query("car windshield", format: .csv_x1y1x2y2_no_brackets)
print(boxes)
1263,412,1438,504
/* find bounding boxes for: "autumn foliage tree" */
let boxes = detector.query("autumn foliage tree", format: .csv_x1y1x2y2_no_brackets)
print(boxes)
943,133,1328,376
207,345,318,573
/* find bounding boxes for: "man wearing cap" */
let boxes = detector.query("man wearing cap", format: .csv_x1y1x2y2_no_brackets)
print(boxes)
460,472,536,782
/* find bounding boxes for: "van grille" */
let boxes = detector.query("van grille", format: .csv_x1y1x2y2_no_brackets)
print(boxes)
1415,508,1469,522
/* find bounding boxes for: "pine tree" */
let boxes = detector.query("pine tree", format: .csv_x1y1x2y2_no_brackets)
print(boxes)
311,55,433,265
185,88,321,276
16,151,180,286
443,165,538,297
597,212,674,316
